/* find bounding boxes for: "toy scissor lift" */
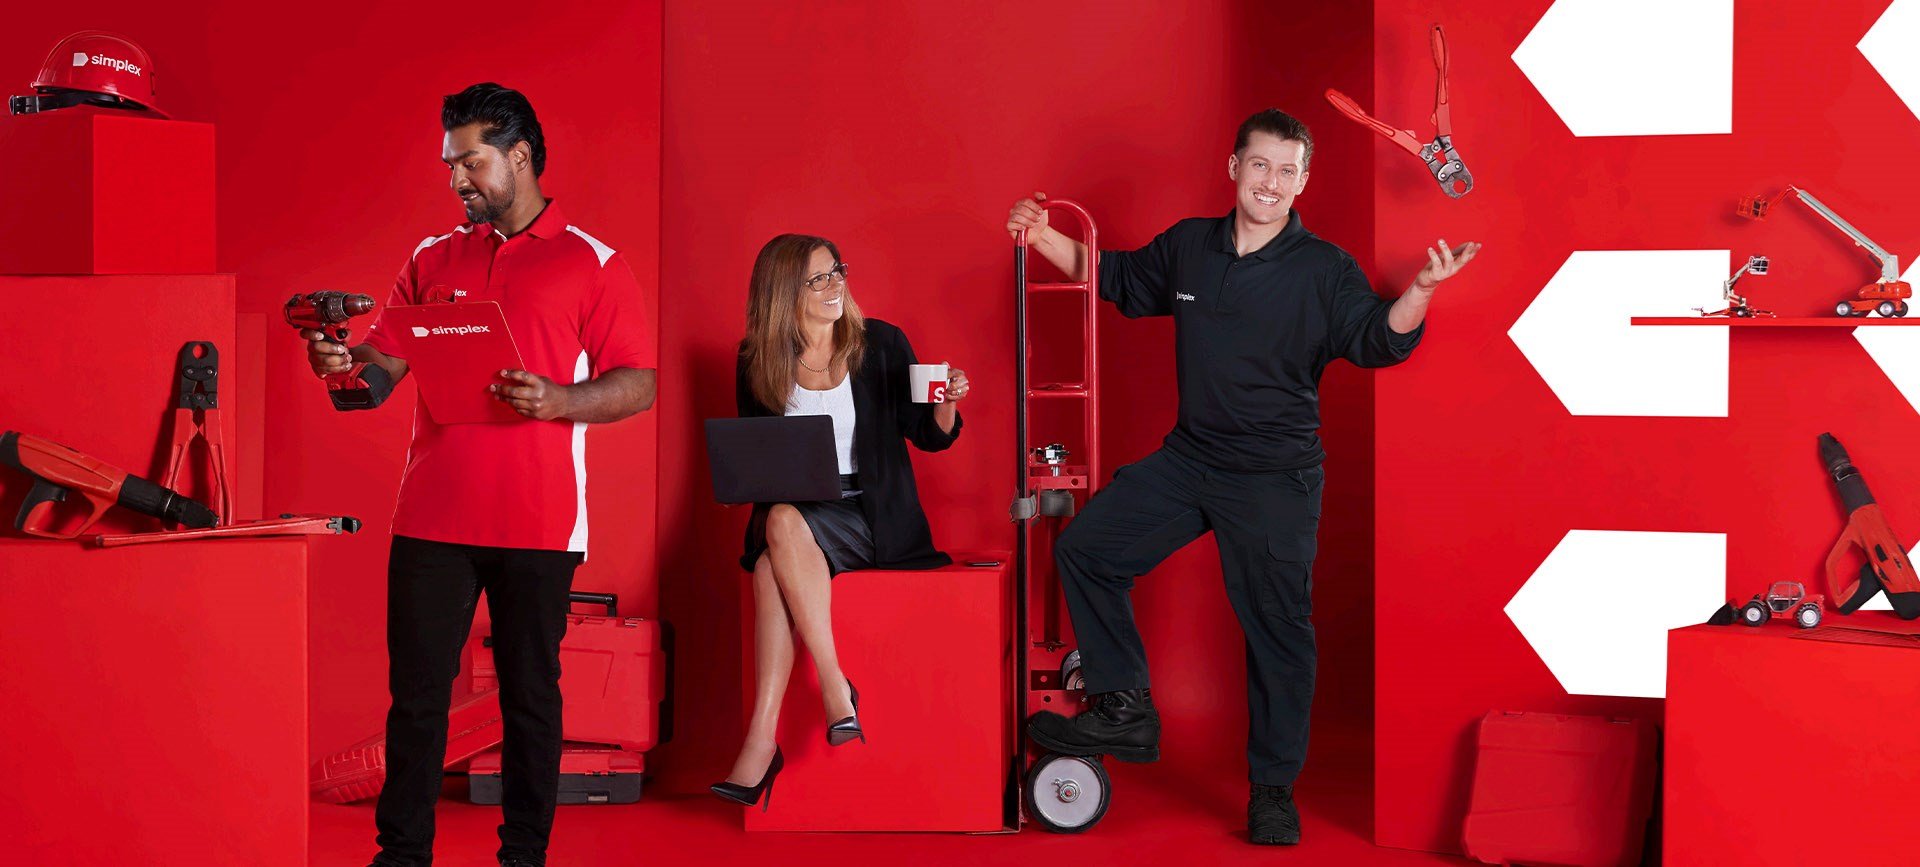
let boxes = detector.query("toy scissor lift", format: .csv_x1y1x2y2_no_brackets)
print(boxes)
1010,199,1112,832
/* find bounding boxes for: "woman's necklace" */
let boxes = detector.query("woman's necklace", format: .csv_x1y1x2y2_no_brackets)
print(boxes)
797,354,828,373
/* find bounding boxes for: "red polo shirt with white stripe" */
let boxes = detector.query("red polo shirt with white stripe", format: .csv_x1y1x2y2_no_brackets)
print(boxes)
362,200,654,553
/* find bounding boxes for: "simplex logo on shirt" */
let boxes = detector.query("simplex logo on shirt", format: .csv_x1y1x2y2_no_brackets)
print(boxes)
73,52,143,76
409,324,492,338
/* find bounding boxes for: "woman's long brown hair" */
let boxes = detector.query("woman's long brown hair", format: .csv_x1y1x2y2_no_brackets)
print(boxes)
740,234,866,414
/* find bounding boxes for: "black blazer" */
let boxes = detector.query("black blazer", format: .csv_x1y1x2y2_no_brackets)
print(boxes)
736,318,963,571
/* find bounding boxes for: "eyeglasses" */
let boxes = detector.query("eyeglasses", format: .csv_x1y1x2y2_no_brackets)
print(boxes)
804,263,850,292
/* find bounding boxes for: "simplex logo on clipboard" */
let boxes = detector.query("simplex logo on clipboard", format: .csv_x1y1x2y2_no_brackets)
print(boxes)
379,301,528,424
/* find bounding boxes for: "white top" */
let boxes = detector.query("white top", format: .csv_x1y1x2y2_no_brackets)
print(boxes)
786,375,857,475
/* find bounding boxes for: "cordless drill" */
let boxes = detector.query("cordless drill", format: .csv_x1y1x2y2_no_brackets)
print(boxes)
283,292,394,410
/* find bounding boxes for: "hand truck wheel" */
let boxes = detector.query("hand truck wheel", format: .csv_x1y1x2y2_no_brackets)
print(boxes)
1025,752,1111,833
1060,650,1086,692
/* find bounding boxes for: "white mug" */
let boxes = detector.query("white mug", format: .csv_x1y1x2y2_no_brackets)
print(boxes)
909,363,950,404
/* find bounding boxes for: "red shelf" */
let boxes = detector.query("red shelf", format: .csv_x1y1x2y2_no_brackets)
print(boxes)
1631,317,1920,327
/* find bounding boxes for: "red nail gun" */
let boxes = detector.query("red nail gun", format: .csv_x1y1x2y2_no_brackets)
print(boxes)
1820,432,1920,618
0,430,218,539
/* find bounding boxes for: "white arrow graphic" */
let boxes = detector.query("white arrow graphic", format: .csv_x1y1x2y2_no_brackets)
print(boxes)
1510,250,1730,416
1850,259,1920,420
1507,530,1727,698
1512,0,1733,137
1860,0,1920,124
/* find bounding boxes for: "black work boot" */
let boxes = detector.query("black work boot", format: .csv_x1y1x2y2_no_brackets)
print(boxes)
1025,687,1160,762
1248,783,1301,845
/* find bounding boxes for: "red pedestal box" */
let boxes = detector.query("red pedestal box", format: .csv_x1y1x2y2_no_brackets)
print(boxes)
1667,620,1920,866
0,274,250,531
741,556,1012,832
0,110,215,275
0,538,308,866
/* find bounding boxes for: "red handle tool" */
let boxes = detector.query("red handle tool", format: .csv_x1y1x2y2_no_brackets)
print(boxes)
1325,23,1472,198
161,341,233,526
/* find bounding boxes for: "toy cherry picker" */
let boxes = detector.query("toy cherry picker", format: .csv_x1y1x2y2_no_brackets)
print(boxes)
1696,255,1775,318
1739,186,1911,317
1010,198,1112,832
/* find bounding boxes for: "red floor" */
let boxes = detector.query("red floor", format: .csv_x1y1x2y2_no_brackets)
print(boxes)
311,733,1470,866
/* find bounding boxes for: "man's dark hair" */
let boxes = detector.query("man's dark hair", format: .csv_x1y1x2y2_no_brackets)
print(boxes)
1234,108,1313,170
442,82,547,177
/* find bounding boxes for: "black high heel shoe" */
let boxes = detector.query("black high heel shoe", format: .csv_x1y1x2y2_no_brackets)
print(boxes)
827,679,864,746
709,747,783,811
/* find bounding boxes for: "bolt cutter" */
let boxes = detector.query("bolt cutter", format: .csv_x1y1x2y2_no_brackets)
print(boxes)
1326,24,1472,198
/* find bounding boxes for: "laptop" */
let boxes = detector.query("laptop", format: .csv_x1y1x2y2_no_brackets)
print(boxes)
376,302,528,425
704,416,843,504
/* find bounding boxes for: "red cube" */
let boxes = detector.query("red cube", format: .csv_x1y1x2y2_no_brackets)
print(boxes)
741,555,1011,832
0,538,308,865
1667,620,1920,865
0,110,214,275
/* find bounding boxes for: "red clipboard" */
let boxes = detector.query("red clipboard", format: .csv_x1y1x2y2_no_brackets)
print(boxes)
377,302,527,424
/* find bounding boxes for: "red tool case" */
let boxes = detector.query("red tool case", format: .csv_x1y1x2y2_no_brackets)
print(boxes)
1461,710,1659,867
467,591,667,752
310,592,668,804
467,745,644,805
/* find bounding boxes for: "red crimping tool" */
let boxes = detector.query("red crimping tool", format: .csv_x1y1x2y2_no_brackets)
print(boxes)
1326,24,1472,198
161,341,232,525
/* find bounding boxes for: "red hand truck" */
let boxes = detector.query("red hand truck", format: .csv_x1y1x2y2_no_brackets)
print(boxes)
1011,199,1112,832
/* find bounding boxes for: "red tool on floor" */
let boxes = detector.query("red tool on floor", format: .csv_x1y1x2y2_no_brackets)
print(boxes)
1326,24,1472,198
160,341,233,525
311,688,506,805
284,291,394,410
310,592,668,805
1011,199,1114,833
0,429,216,539
1819,432,1920,618
1739,186,1911,317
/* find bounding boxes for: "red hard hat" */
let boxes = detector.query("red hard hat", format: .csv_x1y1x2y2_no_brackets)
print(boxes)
9,31,166,118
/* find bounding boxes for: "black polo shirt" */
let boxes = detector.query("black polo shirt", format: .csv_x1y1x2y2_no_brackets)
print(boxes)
1098,209,1422,473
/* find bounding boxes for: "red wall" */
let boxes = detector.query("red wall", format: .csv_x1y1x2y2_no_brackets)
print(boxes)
655,0,1377,795
204,0,663,764
1372,0,1920,853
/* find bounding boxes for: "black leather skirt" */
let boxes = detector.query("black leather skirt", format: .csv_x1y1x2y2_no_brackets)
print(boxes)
740,474,876,577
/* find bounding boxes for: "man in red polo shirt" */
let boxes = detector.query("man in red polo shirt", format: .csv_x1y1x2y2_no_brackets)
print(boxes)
302,83,656,867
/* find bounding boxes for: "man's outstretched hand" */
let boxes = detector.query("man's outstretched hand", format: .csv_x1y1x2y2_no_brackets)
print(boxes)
1413,238,1481,292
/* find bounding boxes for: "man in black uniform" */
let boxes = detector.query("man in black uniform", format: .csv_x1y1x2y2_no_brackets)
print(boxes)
1007,108,1478,845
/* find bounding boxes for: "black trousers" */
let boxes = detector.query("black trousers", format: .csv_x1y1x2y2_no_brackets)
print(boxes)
374,536,581,867
1054,447,1323,786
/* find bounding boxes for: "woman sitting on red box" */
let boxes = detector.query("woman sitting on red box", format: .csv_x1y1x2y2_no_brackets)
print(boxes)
710,233,970,809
